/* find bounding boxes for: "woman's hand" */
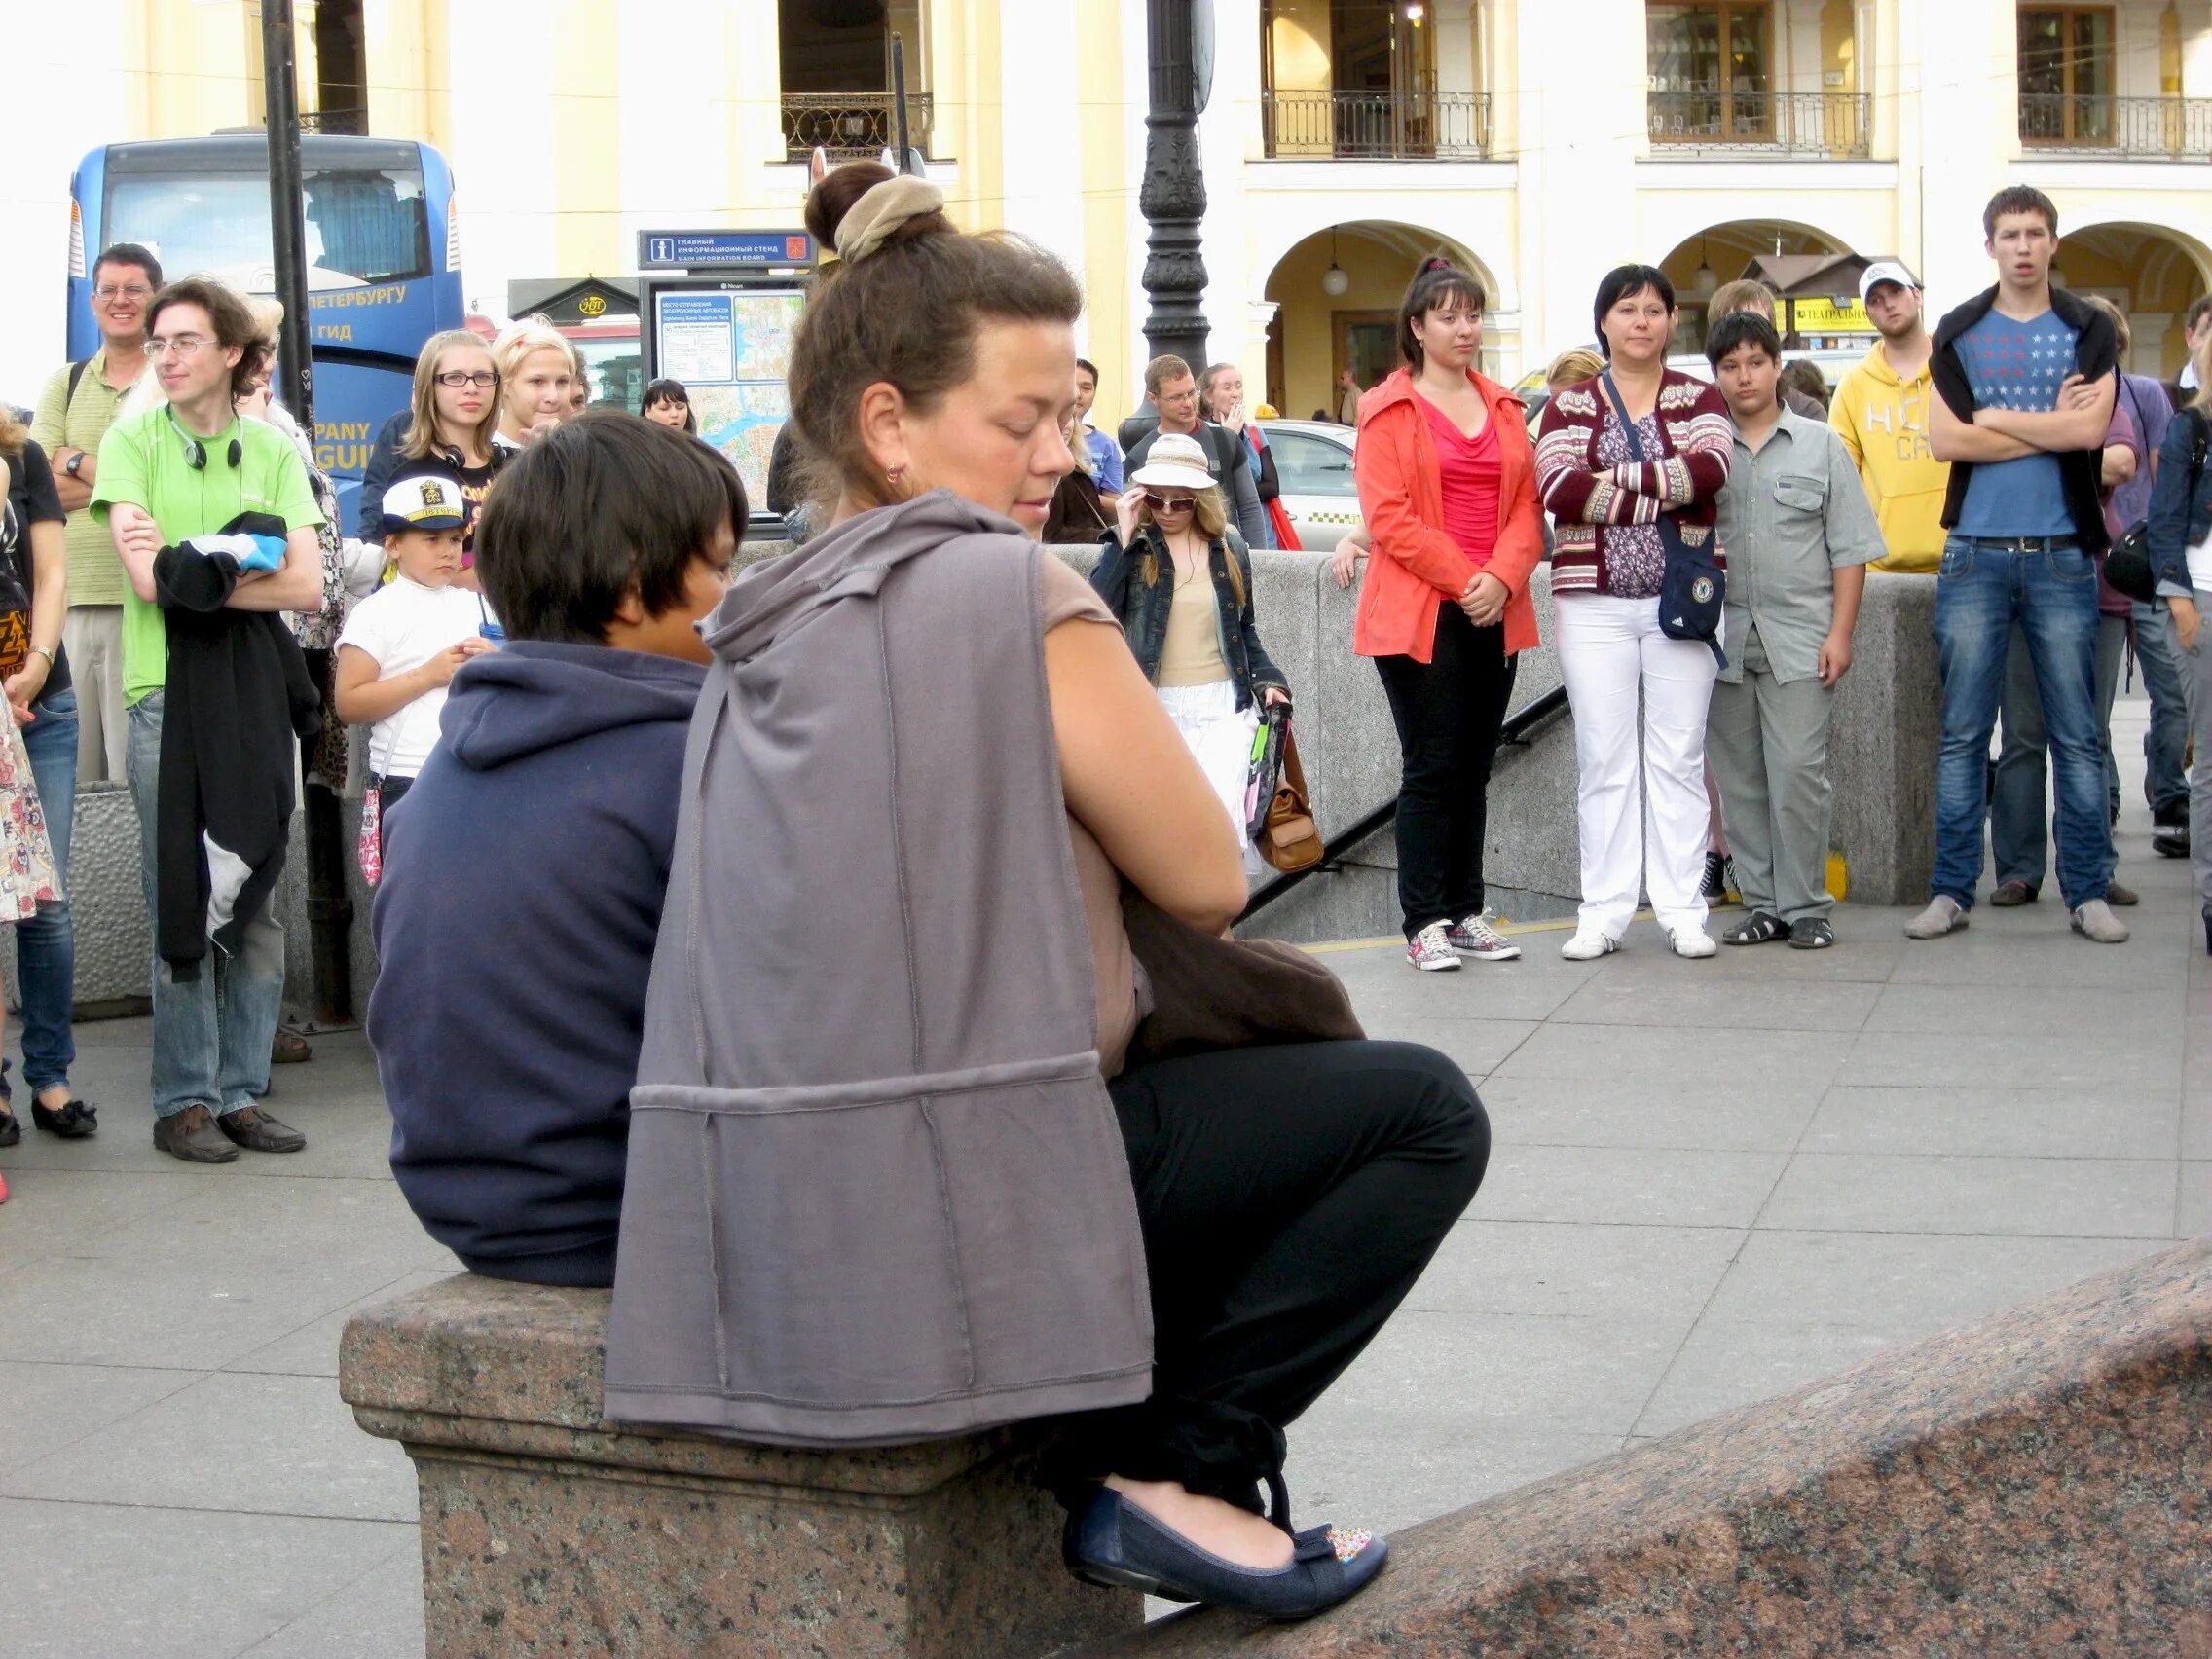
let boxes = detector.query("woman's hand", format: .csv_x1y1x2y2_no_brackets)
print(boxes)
1459,571,1509,626
2174,595,2202,653
1219,397,1246,436
1114,485,1149,546
1330,532,1369,590
1261,685,1290,709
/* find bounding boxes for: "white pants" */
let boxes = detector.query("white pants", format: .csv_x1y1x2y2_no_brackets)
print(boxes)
1556,594,1721,939
1157,679,1263,876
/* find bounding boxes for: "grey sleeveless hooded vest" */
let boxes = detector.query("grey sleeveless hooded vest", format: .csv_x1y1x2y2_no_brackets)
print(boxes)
604,491,1155,1444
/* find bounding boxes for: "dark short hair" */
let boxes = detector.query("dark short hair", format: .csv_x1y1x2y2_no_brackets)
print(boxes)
146,276,268,401
94,243,164,289
2186,295,2212,334
1705,310,1782,369
1397,255,1488,370
1594,265,1677,360
1983,186,2058,240
475,412,747,646
1075,358,1099,382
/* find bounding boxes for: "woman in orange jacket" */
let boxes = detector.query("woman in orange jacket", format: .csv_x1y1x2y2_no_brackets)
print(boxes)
1352,256,1546,972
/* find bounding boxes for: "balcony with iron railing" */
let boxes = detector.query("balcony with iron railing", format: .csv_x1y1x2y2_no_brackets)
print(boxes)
1261,90,1492,160
782,92,937,162
298,108,369,135
1647,90,1872,158
2019,93,2212,159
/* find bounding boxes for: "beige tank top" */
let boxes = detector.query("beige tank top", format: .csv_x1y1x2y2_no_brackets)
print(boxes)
1155,555,1231,687
1038,556,1143,1077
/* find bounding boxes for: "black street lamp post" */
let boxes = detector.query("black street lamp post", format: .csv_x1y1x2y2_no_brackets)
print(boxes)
1139,0,1213,369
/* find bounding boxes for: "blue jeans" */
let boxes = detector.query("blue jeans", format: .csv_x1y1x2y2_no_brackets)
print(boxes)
1932,536,2113,911
16,688,80,1096
2134,598,2191,817
126,692,287,1120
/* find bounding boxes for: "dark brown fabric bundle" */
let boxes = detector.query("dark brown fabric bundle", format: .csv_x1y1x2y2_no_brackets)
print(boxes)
1121,886,1364,1069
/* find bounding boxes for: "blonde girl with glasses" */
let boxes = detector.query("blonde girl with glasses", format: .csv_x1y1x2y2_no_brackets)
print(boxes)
1090,430,1290,870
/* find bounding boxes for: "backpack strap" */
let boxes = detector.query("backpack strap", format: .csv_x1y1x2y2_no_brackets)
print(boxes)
65,359,89,406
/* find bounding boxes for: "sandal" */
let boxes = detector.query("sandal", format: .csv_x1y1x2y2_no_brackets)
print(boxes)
31,1098,97,1138
1788,917,1835,950
1722,911,1789,946
1062,1476,1387,1621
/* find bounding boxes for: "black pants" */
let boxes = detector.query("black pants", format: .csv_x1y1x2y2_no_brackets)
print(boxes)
1045,1040,1488,1512
1375,605,1519,938
375,773,413,857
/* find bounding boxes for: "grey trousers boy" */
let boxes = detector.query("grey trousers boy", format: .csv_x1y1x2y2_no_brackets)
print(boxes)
1707,627,1838,924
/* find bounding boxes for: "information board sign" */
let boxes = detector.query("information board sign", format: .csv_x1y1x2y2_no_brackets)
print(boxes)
645,279,807,508
638,231,814,270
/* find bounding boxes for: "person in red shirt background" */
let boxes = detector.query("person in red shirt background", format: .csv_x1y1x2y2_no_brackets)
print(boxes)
1353,256,1545,973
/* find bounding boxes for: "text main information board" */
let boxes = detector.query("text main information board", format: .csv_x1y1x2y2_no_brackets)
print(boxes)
649,284,806,507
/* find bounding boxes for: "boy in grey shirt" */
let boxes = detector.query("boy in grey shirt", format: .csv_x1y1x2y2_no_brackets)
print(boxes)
1705,312,1885,948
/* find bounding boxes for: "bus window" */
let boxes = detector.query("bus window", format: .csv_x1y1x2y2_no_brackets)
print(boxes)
105,165,430,286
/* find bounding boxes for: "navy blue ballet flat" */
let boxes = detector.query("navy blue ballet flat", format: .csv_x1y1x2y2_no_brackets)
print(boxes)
1061,1483,1388,1619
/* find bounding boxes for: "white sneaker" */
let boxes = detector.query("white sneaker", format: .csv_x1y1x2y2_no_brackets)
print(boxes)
1406,921,1461,972
1447,910,1523,962
1903,895,1967,940
2070,900,2130,944
1667,926,1717,960
1560,930,1619,962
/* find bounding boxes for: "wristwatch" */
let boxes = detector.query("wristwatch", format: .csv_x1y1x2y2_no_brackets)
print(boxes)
64,452,85,478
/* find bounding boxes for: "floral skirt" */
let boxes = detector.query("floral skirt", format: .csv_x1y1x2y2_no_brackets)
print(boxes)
0,719,61,922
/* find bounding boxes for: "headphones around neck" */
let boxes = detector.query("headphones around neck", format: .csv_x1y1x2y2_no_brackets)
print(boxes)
166,405,242,472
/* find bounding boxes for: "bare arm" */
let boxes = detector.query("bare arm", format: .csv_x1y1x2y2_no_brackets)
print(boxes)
1930,391,2035,463
225,527,326,612
51,462,93,514
110,503,163,603
4,522,71,717
1975,373,2117,453
333,641,470,726
2100,443,2137,489
1046,616,1246,935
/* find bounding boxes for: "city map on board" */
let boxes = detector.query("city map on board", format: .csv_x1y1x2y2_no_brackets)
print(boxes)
656,288,804,505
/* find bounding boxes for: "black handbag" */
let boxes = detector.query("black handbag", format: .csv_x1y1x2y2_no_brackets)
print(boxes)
1601,370,1726,667
2108,407,2207,604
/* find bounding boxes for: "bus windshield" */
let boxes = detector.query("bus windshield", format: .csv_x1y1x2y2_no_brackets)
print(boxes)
106,166,431,287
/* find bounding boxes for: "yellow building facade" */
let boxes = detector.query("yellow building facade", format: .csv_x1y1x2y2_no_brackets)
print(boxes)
12,0,2212,424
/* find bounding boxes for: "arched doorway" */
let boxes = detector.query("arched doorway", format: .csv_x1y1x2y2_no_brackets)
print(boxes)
1656,220,1858,355
2053,223,2212,378
1262,221,1497,422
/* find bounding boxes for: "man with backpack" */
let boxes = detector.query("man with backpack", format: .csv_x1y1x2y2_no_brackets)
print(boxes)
30,242,163,783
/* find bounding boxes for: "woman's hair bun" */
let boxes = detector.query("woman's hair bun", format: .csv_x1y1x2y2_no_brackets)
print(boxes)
804,160,952,256
1421,255,1456,275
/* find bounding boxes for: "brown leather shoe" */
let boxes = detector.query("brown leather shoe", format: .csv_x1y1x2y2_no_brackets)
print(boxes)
2106,880,2140,907
1989,879,2038,907
218,1106,306,1154
154,1104,240,1163
272,1028,313,1065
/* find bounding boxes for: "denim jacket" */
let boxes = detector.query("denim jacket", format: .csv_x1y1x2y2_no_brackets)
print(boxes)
2146,406,2212,598
1088,525,1287,712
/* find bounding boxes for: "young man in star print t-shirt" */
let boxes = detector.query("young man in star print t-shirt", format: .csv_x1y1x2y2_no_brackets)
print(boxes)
1914,185,2123,947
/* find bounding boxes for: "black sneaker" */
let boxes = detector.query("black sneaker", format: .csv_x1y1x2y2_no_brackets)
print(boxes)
2153,823,2190,860
1700,852,1736,901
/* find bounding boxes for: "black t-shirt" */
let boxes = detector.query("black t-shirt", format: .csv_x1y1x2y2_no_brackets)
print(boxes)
1,440,70,696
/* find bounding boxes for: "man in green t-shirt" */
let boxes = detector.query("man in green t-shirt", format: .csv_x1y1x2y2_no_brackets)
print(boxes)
92,277,325,1164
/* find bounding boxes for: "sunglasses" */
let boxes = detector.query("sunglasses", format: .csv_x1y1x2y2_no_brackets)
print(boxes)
1150,494,1198,512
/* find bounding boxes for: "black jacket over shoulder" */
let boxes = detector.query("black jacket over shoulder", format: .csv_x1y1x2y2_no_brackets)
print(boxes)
1089,524,1286,713
153,513,321,977
1931,284,2120,557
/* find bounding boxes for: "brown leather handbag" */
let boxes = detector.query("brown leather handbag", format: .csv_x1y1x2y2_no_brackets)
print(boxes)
1257,722,1324,873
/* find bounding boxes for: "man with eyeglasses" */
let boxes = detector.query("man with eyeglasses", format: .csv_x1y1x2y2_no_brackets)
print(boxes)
31,242,164,784
91,276,327,1164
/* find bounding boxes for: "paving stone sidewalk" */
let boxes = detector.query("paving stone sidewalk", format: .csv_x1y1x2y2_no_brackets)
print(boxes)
0,700,2204,1656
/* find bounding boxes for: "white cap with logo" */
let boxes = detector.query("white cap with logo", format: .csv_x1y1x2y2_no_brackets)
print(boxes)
1859,261,1921,304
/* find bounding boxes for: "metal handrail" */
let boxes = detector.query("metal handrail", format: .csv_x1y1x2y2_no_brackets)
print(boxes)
782,92,936,162
1237,683,1570,926
1645,90,1871,158
2018,93,2212,158
1260,90,1491,160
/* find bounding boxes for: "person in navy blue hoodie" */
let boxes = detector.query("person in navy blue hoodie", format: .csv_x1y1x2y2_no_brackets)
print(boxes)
368,412,744,1286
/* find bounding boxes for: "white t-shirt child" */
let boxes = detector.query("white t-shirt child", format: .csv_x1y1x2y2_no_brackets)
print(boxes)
333,471,497,781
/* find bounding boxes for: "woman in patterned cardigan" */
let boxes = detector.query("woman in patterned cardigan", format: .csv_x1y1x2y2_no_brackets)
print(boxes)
1535,265,1735,961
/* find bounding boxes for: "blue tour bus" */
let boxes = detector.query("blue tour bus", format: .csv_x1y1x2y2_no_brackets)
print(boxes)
68,133,465,525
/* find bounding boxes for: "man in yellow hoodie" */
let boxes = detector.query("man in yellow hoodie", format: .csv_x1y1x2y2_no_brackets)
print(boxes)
1830,262,1948,573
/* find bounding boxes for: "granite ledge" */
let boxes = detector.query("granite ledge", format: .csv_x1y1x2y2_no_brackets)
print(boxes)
1068,1235,2212,1658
